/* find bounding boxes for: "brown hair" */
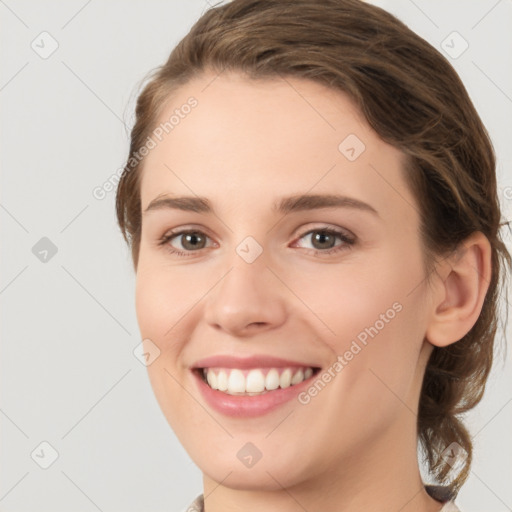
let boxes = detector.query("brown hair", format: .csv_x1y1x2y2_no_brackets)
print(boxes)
116,0,511,497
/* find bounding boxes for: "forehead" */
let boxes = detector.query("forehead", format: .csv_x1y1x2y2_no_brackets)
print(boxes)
138,71,415,223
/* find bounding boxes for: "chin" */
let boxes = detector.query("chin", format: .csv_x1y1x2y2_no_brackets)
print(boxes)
199,456,304,491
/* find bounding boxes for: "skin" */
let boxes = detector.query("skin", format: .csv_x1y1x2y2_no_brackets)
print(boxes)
134,70,491,512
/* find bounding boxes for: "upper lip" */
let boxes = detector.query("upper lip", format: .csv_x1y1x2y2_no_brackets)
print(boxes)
191,355,321,370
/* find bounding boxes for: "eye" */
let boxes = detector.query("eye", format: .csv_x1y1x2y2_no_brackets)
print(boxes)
293,227,355,255
158,229,214,256
157,225,355,258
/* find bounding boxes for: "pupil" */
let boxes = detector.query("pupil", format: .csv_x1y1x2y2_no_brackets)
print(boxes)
314,232,333,249
183,233,204,250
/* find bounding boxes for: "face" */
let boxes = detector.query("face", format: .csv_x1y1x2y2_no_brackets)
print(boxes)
135,71,434,491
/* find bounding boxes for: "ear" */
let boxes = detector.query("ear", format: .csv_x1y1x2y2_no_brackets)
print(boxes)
425,231,492,348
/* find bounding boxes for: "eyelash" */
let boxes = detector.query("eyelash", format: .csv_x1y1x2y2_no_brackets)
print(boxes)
157,226,355,258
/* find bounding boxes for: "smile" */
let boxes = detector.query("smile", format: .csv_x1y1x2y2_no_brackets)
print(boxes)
201,366,316,395
191,365,322,417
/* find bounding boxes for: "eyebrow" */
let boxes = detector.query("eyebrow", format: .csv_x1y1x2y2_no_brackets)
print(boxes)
143,193,379,217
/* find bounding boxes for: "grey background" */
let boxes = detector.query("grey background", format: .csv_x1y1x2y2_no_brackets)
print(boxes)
1,1,511,511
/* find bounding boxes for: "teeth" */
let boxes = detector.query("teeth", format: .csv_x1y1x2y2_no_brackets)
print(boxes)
280,368,292,389
265,368,280,390
246,368,266,392
228,369,245,393
291,369,304,385
202,366,316,395
206,370,217,389
217,370,228,391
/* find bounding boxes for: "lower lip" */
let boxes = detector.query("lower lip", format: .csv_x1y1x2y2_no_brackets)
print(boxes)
192,369,318,418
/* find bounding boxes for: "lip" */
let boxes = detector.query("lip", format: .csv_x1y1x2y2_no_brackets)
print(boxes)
191,366,321,418
191,354,320,370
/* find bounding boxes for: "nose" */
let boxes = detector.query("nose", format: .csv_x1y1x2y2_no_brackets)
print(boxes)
203,252,287,337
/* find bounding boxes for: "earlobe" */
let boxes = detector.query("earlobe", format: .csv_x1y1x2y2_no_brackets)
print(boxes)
425,231,492,348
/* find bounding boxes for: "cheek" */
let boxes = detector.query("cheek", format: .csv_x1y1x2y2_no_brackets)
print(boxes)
135,259,195,343
135,275,167,345
301,248,426,387
134,266,196,427
296,276,425,456
134,258,211,390
290,255,409,341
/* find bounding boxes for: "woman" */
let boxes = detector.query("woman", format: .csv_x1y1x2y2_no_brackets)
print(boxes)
115,1,511,510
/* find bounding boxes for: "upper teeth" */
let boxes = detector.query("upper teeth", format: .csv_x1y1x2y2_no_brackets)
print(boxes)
203,367,315,395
